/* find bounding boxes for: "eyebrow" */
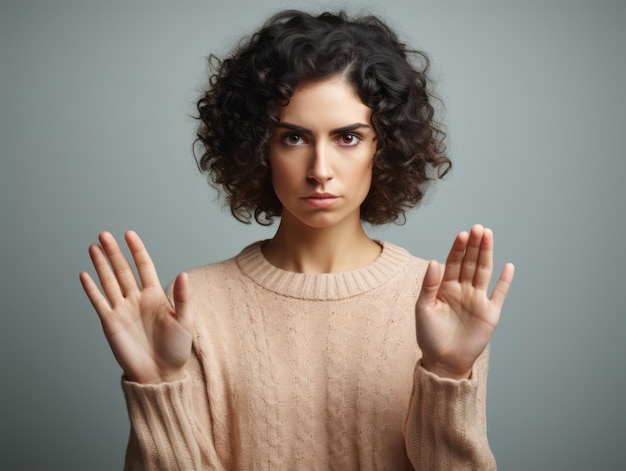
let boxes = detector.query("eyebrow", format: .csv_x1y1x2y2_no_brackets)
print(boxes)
276,121,372,135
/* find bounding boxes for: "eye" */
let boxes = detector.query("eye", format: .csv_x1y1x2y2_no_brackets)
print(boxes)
282,133,307,146
337,133,361,147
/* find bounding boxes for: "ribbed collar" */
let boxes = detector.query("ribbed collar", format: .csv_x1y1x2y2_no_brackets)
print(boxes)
235,240,412,300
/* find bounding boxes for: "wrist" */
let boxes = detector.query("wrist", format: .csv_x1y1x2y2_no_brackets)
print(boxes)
126,368,186,385
421,358,472,380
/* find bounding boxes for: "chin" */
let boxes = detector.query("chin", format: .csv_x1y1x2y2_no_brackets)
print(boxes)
288,209,360,231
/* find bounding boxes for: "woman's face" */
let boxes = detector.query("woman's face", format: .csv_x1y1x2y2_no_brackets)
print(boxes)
268,77,377,231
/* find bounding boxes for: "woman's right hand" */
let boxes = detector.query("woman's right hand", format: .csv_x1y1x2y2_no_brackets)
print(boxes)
79,231,193,384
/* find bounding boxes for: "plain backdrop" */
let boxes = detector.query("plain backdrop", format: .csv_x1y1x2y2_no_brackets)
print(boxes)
2,0,625,469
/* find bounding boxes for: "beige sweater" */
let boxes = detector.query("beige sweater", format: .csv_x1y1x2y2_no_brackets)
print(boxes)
122,241,496,470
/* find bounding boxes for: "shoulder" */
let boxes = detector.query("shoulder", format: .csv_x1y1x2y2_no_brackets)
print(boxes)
184,240,265,278
164,242,261,298
373,241,432,301
378,240,430,277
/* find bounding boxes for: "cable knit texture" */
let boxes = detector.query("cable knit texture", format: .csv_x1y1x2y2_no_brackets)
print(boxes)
122,241,496,470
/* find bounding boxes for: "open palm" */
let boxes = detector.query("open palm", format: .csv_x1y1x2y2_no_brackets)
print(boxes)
415,225,514,379
79,231,193,384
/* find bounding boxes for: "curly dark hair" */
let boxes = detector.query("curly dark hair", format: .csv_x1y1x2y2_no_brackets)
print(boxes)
194,10,450,225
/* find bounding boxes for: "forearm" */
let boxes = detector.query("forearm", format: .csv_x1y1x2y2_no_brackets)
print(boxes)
403,348,495,470
121,348,223,471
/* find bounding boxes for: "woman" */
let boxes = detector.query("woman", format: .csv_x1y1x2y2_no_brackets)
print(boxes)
80,10,514,470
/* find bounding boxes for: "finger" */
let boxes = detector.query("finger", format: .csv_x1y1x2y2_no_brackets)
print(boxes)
99,231,140,295
416,260,442,309
442,230,469,282
172,272,193,330
459,224,485,283
89,242,124,303
79,271,112,320
490,263,515,307
125,230,162,289
473,227,494,290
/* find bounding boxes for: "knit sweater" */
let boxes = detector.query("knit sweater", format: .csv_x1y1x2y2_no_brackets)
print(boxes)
122,241,496,470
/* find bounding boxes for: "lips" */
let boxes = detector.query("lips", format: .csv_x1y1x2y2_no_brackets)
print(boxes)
302,192,340,208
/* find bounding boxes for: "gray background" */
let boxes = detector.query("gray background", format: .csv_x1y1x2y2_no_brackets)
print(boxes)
2,0,624,469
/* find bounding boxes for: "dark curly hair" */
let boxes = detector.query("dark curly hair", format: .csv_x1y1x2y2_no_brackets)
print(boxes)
194,10,450,225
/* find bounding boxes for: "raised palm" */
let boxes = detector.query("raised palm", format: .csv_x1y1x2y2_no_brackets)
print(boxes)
80,231,193,384
415,225,514,379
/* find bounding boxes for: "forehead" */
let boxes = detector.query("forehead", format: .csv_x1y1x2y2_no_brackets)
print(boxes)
278,78,372,128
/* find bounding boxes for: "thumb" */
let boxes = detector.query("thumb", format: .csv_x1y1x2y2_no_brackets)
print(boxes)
172,272,193,330
490,262,515,308
416,260,442,309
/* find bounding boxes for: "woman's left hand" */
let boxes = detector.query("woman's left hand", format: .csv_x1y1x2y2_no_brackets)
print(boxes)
415,224,515,379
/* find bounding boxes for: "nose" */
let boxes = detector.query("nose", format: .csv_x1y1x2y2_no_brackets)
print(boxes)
307,142,333,183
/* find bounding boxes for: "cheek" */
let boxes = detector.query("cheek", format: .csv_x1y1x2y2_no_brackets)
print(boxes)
361,154,375,178
269,165,282,194
349,159,374,197
269,159,297,193
360,157,375,192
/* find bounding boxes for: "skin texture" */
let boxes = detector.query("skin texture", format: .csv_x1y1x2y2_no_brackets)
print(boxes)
416,225,515,379
261,78,382,274
80,77,514,383
269,78,376,232
79,231,192,384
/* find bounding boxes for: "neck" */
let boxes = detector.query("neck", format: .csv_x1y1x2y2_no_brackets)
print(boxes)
261,214,381,274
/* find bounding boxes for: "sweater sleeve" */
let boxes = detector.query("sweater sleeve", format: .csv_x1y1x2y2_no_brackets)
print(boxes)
121,345,223,471
403,346,496,470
